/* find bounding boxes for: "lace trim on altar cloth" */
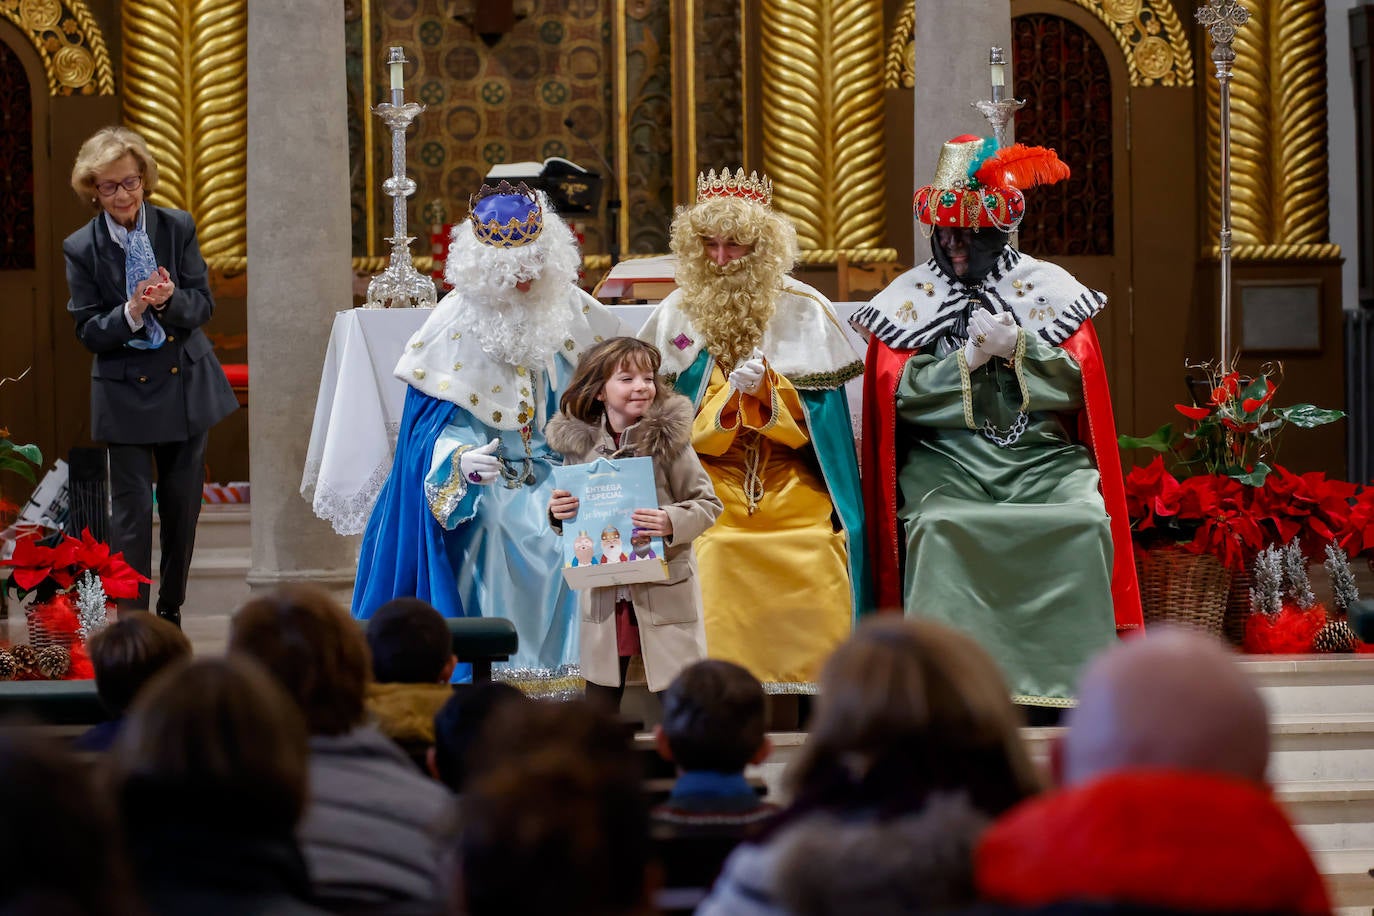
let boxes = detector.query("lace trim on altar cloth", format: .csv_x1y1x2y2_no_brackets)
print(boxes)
763,680,818,695
1011,693,1077,708
299,422,401,537
494,663,584,701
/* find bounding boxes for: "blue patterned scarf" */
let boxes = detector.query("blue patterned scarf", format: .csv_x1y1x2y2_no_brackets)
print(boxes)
123,219,165,350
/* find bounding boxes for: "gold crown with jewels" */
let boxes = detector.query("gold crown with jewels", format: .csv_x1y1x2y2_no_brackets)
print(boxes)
696,167,772,207
468,180,544,248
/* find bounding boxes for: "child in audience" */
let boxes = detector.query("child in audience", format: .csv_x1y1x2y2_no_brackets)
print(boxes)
364,597,456,770
230,583,457,915
110,656,329,915
429,681,529,793
77,610,192,752
546,337,723,712
652,659,776,831
459,699,653,916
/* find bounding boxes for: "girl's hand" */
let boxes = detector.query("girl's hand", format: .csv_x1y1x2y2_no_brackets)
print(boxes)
630,508,672,538
549,489,580,520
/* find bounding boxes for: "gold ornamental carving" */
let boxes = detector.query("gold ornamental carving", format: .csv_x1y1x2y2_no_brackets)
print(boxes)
761,0,889,260
1203,0,1335,261
122,0,247,270
0,0,113,94
884,0,1192,89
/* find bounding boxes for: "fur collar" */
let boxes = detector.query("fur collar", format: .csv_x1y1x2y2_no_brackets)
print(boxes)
545,391,695,463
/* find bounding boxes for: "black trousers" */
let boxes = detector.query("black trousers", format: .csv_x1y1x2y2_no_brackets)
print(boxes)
107,432,207,617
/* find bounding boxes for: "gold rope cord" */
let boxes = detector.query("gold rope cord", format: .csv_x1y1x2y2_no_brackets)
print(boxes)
122,0,247,265
1203,0,1331,257
760,0,885,254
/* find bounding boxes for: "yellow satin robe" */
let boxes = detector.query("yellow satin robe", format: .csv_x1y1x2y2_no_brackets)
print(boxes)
690,366,851,691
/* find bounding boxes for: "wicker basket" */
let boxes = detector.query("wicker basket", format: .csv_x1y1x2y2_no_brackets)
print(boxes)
1135,545,1233,636
1221,567,1252,647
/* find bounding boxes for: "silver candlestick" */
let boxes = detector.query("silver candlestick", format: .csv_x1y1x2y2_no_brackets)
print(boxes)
972,47,1025,149
365,47,436,309
1197,0,1249,374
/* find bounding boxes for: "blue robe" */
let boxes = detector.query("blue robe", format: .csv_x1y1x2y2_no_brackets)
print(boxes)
352,369,579,691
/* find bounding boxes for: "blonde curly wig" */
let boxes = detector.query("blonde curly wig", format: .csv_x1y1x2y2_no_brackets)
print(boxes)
669,197,799,370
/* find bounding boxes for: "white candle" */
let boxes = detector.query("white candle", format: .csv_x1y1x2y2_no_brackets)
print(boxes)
390,58,404,92
991,61,1005,88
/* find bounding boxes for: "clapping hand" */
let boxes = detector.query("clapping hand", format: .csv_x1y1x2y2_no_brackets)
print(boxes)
138,267,175,309
728,348,767,396
459,439,501,486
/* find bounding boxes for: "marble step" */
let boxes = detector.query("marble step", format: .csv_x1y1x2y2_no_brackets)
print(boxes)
1282,780,1374,852
1315,849,1374,908
1242,655,1374,718
151,504,251,619
151,503,251,551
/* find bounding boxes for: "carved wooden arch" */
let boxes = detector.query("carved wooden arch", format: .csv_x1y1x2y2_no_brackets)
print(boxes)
885,0,1194,89
0,1,113,95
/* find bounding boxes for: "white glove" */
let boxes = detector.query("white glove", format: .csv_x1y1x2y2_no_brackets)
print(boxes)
459,438,501,486
963,310,1019,369
728,349,767,396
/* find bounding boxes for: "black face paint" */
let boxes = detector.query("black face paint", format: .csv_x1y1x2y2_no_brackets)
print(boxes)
930,226,1011,284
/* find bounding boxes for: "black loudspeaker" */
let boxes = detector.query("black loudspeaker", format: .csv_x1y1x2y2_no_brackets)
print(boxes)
65,447,109,542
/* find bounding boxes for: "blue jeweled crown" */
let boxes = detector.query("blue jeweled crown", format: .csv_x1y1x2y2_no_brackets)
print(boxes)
469,181,544,248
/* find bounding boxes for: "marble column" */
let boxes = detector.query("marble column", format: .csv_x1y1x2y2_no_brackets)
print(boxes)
245,0,358,602
911,1,1012,262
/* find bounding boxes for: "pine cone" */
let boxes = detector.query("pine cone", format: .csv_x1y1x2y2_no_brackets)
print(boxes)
11,644,39,676
1314,619,1358,653
35,646,70,680
0,652,17,680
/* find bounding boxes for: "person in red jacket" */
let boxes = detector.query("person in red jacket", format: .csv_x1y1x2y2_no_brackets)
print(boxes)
976,628,1330,916
853,135,1142,709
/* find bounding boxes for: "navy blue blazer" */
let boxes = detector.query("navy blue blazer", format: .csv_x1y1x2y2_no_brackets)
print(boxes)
63,205,238,445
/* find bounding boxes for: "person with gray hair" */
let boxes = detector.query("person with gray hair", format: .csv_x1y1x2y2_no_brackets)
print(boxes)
975,628,1330,916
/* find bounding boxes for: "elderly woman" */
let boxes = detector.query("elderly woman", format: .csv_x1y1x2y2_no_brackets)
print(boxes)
63,126,238,627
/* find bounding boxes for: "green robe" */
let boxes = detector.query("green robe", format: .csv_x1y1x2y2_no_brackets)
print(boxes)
897,334,1116,705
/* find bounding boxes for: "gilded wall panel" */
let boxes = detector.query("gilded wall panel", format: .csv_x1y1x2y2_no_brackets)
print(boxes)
1202,0,1332,258
122,0,247,268
0,0,113,96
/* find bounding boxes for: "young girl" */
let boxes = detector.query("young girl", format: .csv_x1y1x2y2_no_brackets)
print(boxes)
546,337,723,710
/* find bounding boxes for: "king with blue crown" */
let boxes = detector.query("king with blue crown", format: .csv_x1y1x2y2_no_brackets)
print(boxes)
352,181,626,694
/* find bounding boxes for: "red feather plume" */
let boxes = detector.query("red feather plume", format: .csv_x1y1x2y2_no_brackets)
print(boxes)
974,144,1071,190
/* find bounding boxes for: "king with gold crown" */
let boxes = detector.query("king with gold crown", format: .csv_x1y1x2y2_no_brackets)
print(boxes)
353,181,626,692
637,168,871,697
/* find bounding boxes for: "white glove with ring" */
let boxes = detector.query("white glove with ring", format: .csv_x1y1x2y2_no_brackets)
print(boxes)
459,438,501,486
728,348,767,396
963,310,1018,370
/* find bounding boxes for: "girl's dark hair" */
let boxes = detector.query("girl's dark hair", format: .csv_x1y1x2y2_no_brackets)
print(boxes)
559,336,663,424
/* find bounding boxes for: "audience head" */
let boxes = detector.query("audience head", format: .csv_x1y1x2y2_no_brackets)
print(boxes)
111,656,310,833
460,699,652,916
366,597,456,684
86,610,192,716
1061,627,1270,786
229,583,371,736
0,733,135,915
656,659,769,774
787,616,1040,818
430,681,529,793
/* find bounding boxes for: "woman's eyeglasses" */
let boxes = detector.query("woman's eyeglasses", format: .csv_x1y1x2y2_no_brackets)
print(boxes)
95,175,142,197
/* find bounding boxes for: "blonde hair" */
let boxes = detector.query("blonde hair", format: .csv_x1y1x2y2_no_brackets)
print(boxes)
669,196,799,370
787,616,1040,814
559,336,664,425
70,126,159,206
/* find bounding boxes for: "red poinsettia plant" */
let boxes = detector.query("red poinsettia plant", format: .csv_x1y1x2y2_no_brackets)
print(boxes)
1119,362,1351,572
2,528,148,605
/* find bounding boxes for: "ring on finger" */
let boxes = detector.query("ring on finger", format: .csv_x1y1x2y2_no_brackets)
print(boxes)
973,332,987,348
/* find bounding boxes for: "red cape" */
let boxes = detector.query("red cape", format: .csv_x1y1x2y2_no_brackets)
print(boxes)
860,319,1142,631
977,771,1331,916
